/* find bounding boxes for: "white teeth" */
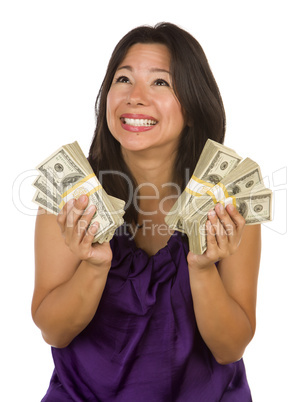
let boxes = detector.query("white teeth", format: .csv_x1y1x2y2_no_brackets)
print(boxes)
123,118,157,126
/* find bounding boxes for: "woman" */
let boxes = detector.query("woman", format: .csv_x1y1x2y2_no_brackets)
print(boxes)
32,22,261,401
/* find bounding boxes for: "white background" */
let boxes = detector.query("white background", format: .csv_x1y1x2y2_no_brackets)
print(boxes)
2,1,297,400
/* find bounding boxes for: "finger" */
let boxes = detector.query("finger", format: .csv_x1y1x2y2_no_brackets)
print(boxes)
205,217,218,253
75,205,97,243
57,198,76,233
63,196,90,247
66,195,89,229
226,204,246,232
80,221,99,251
207,208,228,250
214,203,236,241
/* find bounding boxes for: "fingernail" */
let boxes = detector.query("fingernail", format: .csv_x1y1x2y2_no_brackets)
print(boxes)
90,222,99,234
87,205,96,214
217,203,224,213
227,204,235,212
208,209,216,217
79,194,88,203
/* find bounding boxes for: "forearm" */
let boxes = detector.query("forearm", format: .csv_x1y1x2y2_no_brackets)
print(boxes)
188,263,255,365
33,260,110,348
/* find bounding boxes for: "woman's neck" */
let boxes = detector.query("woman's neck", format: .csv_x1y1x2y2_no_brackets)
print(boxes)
122,147,178,198
122,147,180,218
121,147,180,255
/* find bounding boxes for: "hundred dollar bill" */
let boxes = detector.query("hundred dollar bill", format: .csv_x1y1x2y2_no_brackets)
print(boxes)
32,185,124,243
33,141,125,243
165,139,242,229
185,186,272,255
184,158,264,219
33,190,59,215
32,175,62,206
165,140,272,255
36,147,86,194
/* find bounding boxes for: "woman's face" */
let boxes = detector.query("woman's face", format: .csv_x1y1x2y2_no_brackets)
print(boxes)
106,43,185,155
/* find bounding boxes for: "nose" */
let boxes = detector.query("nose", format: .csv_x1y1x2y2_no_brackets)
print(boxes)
126,82,148,106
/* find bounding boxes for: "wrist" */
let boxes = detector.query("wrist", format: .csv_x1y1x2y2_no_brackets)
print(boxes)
188,260,219,289
187,252,216,272
81,259,111,278
188,262,216,276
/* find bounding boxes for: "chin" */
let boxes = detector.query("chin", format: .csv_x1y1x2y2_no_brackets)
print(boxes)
119,137,151,152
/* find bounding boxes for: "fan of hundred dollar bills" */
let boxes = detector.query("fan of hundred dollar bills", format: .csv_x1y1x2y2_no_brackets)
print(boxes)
165,139,272,255
32,141,125,243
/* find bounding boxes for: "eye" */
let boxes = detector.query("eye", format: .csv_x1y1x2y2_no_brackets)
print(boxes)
115,75,130,84
154,79,170,87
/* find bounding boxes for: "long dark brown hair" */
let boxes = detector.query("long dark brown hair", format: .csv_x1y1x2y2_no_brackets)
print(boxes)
88,22,226,224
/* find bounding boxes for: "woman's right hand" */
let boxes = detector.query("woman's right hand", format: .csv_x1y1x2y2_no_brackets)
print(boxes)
57,194,112,268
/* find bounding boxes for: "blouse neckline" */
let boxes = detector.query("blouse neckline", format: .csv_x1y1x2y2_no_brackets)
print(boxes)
118,227,182,259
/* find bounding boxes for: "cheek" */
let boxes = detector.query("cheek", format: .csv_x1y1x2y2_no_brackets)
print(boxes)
106,88,126,128
173,100,185,128
106,93,116,130
168,104,185,130
160,97,184,124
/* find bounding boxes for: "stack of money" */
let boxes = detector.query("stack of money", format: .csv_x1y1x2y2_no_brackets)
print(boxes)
165,139,272,254
32,141,125,243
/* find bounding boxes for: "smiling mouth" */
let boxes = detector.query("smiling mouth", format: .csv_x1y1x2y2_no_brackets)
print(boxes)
121,117,158,127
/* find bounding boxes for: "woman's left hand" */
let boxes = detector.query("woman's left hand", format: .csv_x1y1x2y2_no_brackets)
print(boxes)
187,203,246,270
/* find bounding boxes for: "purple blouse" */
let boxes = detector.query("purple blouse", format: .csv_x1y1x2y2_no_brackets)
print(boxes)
42,228,252,401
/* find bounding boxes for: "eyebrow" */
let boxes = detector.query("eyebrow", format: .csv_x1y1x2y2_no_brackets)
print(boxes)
117,65,171,75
